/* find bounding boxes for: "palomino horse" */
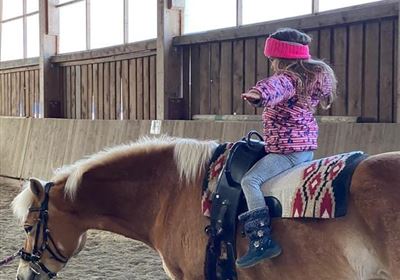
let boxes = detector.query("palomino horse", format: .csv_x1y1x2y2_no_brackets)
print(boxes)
12,136,400,280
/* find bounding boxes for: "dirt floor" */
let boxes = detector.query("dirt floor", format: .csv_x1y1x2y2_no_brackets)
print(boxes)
0,178,168,280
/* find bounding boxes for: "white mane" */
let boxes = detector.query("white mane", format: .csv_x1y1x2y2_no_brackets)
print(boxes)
12,136,218,221
52,135,218,200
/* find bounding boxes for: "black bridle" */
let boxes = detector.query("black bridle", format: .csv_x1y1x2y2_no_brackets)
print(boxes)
19,182,68,279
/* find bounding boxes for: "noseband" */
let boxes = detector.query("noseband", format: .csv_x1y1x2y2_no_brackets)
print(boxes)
19,182,68,279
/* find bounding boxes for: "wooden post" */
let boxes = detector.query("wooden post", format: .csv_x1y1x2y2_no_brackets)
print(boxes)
312,0,319,14
123,0,128,44
0,0,3,60
39,0,61,117
23,0,27,58
237,0,243,26
156,0,182,120
397,0,400,122
86,0,91,50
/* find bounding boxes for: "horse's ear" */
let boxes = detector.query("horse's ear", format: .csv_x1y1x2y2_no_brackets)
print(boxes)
29,178,44,198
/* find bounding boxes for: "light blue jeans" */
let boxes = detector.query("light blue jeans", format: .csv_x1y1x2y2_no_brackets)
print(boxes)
241,151,314,211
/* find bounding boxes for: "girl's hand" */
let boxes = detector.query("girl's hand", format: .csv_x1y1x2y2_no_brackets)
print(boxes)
242,90,261,103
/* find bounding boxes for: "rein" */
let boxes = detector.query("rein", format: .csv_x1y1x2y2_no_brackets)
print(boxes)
18,182,68,279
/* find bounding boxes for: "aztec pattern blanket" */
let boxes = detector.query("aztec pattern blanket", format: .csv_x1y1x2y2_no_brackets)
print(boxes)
202,145,366,219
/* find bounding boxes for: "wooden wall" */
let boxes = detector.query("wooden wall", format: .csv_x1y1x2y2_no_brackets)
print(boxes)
54,40,157,120
1,117,400,180
0,65,40,117
175,1,399,122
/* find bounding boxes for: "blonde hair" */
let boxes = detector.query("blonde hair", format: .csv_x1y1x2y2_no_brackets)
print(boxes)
270,58,337,110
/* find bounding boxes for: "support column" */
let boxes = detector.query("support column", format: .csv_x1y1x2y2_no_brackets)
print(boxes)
39,0,60,117
156,0,183,120
397,0,400,122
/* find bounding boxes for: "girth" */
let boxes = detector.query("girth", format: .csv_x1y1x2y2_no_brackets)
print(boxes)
204,131,266,280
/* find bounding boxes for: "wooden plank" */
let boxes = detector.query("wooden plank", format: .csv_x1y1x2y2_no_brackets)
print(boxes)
233,40,244,115
2,74,6,115
65,67,71,118
98,63,104,119
51,39,157,63
219,41,233,115
34,70,39,117
11,73,17,116
62,68,67,118
80,65,88,119
256,36,269,115
88,64,93,119
7,73,11,115
173,1,398,46
395,18,399,122
75,66,82,119
199,44,211,114
70,66,76,118
0,65,39,74
103,62,110,119
379,20,394,122
307,30,319,57
116,61,122,119
121,60,129,119
347,24,363,117
143,57,150,119
190,45,200,115
182,47,191,119
19,71,25,116
331,26,347,116
29,71,34,117
0,118,32,178
0,57,39,70
55,51,157,67
244,38,257,115
363,22,380,122
136,58,144,119
129,59,137,119
0,74,3,115
318,28,332,116
109,62,116,120
92,64,98,119
210,42,221,114
149,56,156,119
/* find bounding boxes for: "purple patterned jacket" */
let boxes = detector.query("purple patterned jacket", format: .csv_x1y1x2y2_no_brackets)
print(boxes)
251,72,333,154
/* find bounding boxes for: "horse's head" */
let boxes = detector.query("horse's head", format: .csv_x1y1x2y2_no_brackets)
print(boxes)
14,178,87,280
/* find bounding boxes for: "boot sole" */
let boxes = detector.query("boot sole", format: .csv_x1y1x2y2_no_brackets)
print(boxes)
236,248,282,269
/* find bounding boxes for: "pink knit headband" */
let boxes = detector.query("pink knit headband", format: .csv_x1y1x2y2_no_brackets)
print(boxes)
264,37,311,59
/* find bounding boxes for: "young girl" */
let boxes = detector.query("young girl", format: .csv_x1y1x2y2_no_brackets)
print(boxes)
237,27,337,268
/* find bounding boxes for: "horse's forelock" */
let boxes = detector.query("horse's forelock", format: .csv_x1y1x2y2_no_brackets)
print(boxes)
12,181,34,223
174,138,218,184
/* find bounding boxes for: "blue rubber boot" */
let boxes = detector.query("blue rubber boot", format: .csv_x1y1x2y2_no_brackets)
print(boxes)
236,206,282,268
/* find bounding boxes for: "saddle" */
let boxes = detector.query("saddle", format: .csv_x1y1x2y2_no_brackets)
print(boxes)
204,131,367,280
205,131,268,280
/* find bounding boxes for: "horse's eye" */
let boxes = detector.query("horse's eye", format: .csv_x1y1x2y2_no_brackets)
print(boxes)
24,225,33,233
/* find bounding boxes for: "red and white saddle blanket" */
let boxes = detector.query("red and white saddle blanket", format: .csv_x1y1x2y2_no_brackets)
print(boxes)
202,149,366,219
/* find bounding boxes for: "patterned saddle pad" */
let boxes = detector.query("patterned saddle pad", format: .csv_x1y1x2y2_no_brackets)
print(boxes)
202,149,366,219
261,151,366,218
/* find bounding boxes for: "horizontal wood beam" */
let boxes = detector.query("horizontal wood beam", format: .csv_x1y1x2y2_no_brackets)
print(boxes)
173,0,399,46
192,115,360,123
56,50,156,66
0,58,40,70
51,39,157,63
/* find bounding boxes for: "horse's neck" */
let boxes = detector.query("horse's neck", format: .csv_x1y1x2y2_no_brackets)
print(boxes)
60,154,184,245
